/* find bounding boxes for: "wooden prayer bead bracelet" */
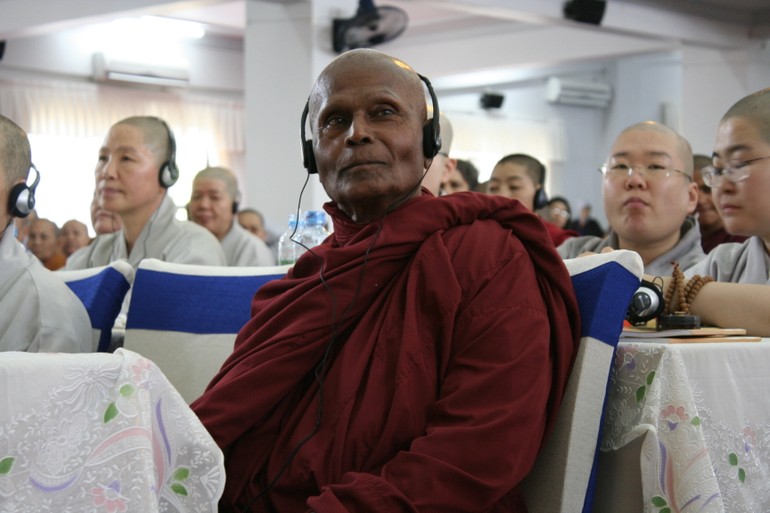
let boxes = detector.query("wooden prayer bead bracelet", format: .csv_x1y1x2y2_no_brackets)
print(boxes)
664,262,714,315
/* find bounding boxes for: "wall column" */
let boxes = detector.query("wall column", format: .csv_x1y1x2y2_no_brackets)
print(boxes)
243,0,321,233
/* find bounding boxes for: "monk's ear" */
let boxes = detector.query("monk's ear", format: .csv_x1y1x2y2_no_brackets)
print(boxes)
686,181,699,215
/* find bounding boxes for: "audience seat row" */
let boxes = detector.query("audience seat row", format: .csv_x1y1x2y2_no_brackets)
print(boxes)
56,251,642,513
56,259,290,401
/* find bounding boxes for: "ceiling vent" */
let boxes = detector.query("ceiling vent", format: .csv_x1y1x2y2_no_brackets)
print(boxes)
92,52,189,87
545,76,612,108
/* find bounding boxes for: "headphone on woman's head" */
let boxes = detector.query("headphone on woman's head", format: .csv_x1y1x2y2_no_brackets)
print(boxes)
8,164,40,218
154,118,179,188
533,162,549,210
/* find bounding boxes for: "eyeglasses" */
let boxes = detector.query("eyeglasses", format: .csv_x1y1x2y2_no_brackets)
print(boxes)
700,155,770,187
550,207,570,218
599,162,691,181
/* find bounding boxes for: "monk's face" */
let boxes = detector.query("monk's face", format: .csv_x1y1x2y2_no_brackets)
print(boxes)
309,52,430,223
59,220,90,256
711,116,770,241
95,123,165,220
28,219,59,261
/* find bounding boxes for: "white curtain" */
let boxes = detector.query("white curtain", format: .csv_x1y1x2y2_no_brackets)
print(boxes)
0,75,244,153
0,74,245,230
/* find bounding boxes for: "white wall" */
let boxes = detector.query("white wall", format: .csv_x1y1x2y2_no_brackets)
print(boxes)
682,43,770,156
0,25,244,92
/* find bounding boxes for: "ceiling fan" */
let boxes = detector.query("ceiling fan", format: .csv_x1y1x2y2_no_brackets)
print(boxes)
332,0,409,53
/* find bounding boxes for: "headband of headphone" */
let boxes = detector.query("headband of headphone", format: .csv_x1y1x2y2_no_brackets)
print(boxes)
534,162,548,210
300,73,442,174
9,164,40,218
155,118,179,188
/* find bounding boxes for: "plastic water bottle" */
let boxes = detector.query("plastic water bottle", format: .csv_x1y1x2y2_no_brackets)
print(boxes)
302,210,329,250
277,213,304,265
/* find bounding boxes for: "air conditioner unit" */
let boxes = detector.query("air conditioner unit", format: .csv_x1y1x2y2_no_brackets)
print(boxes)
92,52,189,87
545,76,612,108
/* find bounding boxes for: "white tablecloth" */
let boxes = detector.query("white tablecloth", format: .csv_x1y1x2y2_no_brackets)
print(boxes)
0,349,224,513
599,341,770,513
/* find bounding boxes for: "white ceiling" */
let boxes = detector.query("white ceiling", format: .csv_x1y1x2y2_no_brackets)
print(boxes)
152,0,768,92
0,0,767,93
168,0,770,38
1,0,767,43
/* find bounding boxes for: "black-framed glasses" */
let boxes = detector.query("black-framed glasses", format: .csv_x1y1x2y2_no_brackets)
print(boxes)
701,155,770,187
599,162,691,181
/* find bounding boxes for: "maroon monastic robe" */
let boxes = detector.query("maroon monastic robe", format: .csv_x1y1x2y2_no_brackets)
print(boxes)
192,190,580,513
701,227,747,254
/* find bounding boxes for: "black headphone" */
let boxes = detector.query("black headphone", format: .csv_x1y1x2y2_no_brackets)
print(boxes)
534,162,548,210
300,73,442,174
626,278,665,326
232,193,240,214
155,118,179,188
9,164,40,218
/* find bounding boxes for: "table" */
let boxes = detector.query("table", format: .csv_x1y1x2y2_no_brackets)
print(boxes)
594,341,770,513
0,349,224,513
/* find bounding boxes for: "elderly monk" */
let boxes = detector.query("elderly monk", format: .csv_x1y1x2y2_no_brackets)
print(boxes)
192,49,580,513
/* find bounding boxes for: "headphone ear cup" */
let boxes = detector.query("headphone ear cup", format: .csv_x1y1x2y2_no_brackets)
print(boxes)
534,187,548,211
159,162,179,188
159,165,171,187
157,119,178,188
303,139,318,174
422,122,440,159
9,182,34,218
626,280,665,325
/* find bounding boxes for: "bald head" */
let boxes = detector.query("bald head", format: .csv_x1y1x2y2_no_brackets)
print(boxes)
0,115,32,186
113,116,173,170
193,166,239,200
616,121,694,177
60,219,90,256
721,87,770,144
308,49,428,131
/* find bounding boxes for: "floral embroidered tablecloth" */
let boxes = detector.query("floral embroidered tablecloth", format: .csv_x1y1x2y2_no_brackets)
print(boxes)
0,349,224,513
601,341,770,513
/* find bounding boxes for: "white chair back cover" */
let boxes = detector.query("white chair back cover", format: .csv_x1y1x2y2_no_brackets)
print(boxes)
56,259,134,352
519,250,643,513
124,259,290,403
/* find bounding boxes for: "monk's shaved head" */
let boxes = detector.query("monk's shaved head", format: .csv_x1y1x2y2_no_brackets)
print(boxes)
616,121,694,177
721,88,770,144
308,49,427,130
